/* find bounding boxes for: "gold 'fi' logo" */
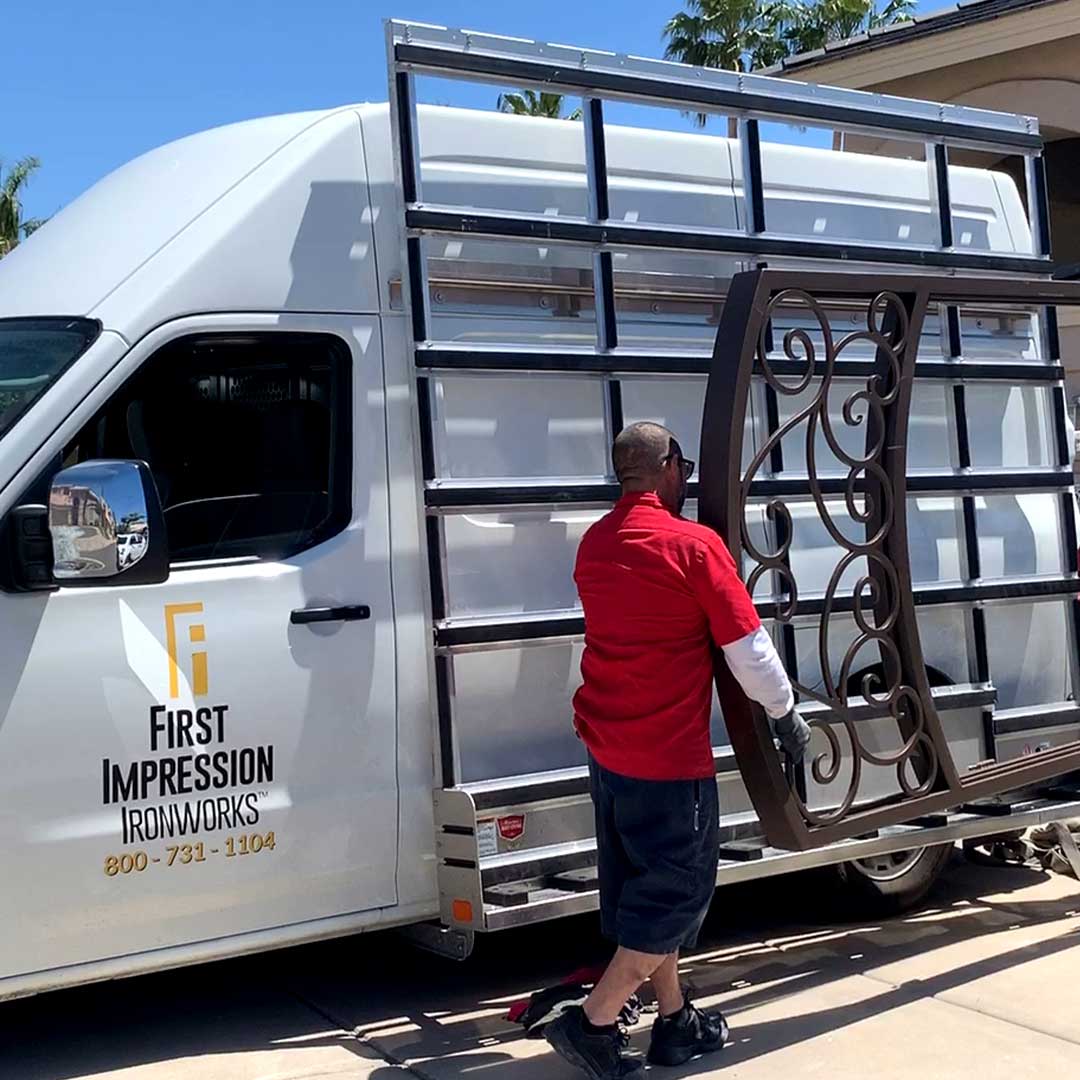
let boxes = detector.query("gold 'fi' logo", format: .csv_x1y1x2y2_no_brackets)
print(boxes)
165,602,209,698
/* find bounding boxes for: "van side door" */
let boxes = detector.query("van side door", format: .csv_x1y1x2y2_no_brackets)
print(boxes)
0,315,397,982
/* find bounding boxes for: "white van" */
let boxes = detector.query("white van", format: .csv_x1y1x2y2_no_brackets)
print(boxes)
1,23,1079,1000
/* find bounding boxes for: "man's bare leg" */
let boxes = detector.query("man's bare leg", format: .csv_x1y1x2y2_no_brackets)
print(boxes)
648,951,684,1017
583,946,669,1026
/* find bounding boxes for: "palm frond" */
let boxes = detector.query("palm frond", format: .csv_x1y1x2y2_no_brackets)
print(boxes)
2,156,40,199
664,0,916,83
497,91,529,115
871,0,915,27
0,156,43,256
497,88,580,120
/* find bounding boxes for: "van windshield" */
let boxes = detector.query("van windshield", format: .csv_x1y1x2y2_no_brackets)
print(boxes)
0,318,100,441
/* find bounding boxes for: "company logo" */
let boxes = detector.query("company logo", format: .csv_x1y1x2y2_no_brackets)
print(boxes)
497,814,526,843
165,602,208,698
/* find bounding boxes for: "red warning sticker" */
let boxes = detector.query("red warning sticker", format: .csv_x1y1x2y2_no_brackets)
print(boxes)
497,814,526,842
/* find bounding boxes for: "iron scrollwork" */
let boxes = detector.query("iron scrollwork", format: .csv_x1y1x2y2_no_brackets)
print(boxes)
701,269,1080,852
742,288,939,826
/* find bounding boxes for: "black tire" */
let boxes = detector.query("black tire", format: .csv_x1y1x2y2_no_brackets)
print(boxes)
845,661,956,695
828,662,957,915
833,842,954,916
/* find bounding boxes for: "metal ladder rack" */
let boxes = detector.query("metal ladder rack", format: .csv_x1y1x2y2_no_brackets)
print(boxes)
385,18,1080,932
437,779,1080,932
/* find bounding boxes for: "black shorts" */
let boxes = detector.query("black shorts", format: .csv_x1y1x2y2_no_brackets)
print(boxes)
589,755,720,956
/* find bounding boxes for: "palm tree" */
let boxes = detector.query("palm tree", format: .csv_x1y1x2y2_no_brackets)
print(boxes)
497,90,583,121
782,0,915,55
663,0,915,105
663,0,795,76
0,157,46,257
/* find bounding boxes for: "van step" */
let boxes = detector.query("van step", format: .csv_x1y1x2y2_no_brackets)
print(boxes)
483,882,536,907
959,797,1026,816
549,867,599,892
467,796,1080,932
1045,784,1080,801
717,839,768,861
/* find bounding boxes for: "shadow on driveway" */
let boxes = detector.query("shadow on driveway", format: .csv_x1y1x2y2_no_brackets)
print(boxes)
3,856,1077,1079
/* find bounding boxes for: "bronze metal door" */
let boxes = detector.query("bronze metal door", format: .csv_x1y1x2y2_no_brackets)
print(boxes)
701,270,1080,850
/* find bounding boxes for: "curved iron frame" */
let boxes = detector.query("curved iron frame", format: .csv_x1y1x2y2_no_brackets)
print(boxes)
700,270,1080,851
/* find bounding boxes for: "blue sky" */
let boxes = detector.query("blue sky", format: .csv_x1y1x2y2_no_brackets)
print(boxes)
7,1,939,223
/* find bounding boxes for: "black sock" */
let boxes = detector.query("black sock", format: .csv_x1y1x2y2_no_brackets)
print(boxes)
661,1001,689,1023
581,1016,618,1035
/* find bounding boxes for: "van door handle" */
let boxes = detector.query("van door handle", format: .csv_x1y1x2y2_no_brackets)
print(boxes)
290,605,371,625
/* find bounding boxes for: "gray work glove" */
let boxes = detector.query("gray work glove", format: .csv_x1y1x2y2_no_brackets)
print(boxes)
773,709,812,765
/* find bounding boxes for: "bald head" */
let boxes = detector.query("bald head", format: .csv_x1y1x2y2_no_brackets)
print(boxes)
613,421,690,513
613,422,678,486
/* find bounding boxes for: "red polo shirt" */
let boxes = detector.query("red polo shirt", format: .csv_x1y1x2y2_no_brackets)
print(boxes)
573,492,760,781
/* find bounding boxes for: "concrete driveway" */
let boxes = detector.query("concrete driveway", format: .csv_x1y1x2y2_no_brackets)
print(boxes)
3,854,1078,1080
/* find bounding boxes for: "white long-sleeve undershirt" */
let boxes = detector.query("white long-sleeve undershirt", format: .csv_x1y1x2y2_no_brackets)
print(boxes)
720,626,795,720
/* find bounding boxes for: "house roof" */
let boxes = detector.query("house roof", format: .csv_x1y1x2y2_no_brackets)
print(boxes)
765,0,1066,75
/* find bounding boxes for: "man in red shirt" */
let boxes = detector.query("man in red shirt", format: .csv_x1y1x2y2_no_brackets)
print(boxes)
546,422,810,1079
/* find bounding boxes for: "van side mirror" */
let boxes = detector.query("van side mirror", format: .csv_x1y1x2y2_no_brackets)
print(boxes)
48,460,169,586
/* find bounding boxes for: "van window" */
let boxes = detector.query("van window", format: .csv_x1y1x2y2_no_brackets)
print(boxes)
0,317,100,440
64,332,351,562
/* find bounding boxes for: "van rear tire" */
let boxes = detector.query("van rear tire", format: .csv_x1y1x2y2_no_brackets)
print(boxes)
832,843,953,916
830,663,957,915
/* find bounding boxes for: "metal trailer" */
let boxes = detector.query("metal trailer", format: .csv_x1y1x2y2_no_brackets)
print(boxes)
384,20,1080,948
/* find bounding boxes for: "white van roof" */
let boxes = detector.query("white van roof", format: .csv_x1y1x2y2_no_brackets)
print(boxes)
0,108,367,324
0,103,1030,339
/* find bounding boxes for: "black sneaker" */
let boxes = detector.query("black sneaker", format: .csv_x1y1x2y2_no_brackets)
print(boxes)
518,984,589,1037
545,1005,643,1079
647,993,729,1067
518,986,643,1038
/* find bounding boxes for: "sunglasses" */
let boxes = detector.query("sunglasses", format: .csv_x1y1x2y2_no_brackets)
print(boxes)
663,452,696,480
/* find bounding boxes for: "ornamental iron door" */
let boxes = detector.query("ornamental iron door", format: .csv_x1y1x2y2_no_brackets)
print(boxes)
700,270,1080,851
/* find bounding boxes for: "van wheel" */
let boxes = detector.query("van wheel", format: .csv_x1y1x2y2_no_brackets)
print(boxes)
828,661,957,916
833,843,953,915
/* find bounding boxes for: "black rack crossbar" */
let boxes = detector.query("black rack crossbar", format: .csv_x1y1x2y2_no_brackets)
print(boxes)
417,349,713,375
415,348,1066,383
891,361,1065,383
405,208,1049,276
806,575,1080,616
425,469,1071,510
993,704,1080,736
427,483,621,509
461,748,741,811
766,470,1072,496
392,41,1041,154
437,615,586,648
799,682,996,721
435,574,1080,649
